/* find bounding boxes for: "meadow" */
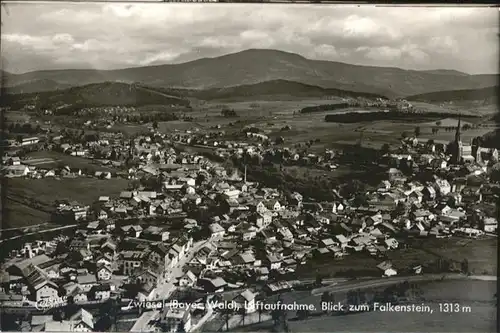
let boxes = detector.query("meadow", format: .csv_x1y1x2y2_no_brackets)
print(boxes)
3,199,51,228
189,99,495,151
25,151,116,173
296,236,498,279
92,97,495,153
8,177,129,207
5,177,129,227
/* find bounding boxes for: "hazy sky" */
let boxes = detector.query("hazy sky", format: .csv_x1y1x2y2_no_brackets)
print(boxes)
1,3,499,74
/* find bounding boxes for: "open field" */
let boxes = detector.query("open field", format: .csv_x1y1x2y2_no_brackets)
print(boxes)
25,151,116,172
8,177,129,207
283,165,358,180
410,101,497,116
296,253,382,278
6,111,31,122
415,236,498,275
296,236,497,279
259,114,407,150
363,119,495,143
3,199,51,228
417,126,495,143
157,120,206,132
199,99,343,115
5,177,129,228
102,99,496,153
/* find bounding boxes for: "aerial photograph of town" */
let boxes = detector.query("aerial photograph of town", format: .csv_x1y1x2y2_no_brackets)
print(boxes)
0,3,498,333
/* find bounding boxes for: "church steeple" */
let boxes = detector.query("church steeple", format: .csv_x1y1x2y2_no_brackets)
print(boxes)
455,114,462,143
452,114,463,164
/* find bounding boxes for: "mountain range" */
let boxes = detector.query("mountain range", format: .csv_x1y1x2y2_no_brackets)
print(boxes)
406,86,499,103
3,49,498,98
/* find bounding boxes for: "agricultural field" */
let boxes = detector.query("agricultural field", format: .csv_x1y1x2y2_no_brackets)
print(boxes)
199,98,343,115
281,164,372,185
416,236,498,275
8,177,129,207
5,177,129,227
105,99,495,154
3,199,51,228
296,252,383,279
411,101,498,116
296,236,498,279
24,151,116,173
6,110,31,122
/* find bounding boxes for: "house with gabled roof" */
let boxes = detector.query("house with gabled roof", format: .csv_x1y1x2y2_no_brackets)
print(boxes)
249,201,268,215
335,234,349,248
64,282,88,303
178,270,197,288
148,243,170,268
384,238,399,250
119,191,135,200
96,253,114,267
135,269,159,286
377,261,397,277
121,225,143,238
96,264,113,281
31,279,59,302
77,274,97,292
264,199,282,212
233,289,257,313
198,277,227,293
142,226,170,242
209,223,225,239
233,252,256,267
121,251,147,275
100,239,117,255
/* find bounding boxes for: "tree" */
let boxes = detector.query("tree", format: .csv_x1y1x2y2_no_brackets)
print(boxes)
153,120,159,130
152,155,161,163
341,179,367,198
414,126,421,137
315,273,324,286
380,143,390,155
461,258,470,275
221,108,237,117
436,120,442,126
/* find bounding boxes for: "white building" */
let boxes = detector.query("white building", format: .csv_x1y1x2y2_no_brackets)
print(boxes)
209,223,225,239
161,307,192,333
483,217,498,233
34,280,59,302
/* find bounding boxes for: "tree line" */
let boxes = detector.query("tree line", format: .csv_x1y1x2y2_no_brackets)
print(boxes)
7,122,45,135
325,111,479,123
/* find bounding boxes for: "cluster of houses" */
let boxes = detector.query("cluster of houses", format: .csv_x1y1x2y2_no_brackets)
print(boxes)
1,121,499,332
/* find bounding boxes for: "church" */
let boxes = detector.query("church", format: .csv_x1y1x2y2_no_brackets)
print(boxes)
449,116,474,164
449,116,498,165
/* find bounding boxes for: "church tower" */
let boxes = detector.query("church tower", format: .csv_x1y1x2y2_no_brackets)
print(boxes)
452,115,463,164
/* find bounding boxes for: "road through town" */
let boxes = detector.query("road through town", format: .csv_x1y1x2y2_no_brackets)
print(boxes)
153,240,209,300
129,240,209,332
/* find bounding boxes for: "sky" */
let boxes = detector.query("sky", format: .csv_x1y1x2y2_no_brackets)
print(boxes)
1,3,499,74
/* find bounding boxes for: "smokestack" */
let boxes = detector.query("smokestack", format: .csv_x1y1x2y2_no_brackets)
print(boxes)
244,165,247,184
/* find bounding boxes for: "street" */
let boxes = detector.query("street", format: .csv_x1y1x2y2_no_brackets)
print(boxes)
153,240,209,300
128,240,209,332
